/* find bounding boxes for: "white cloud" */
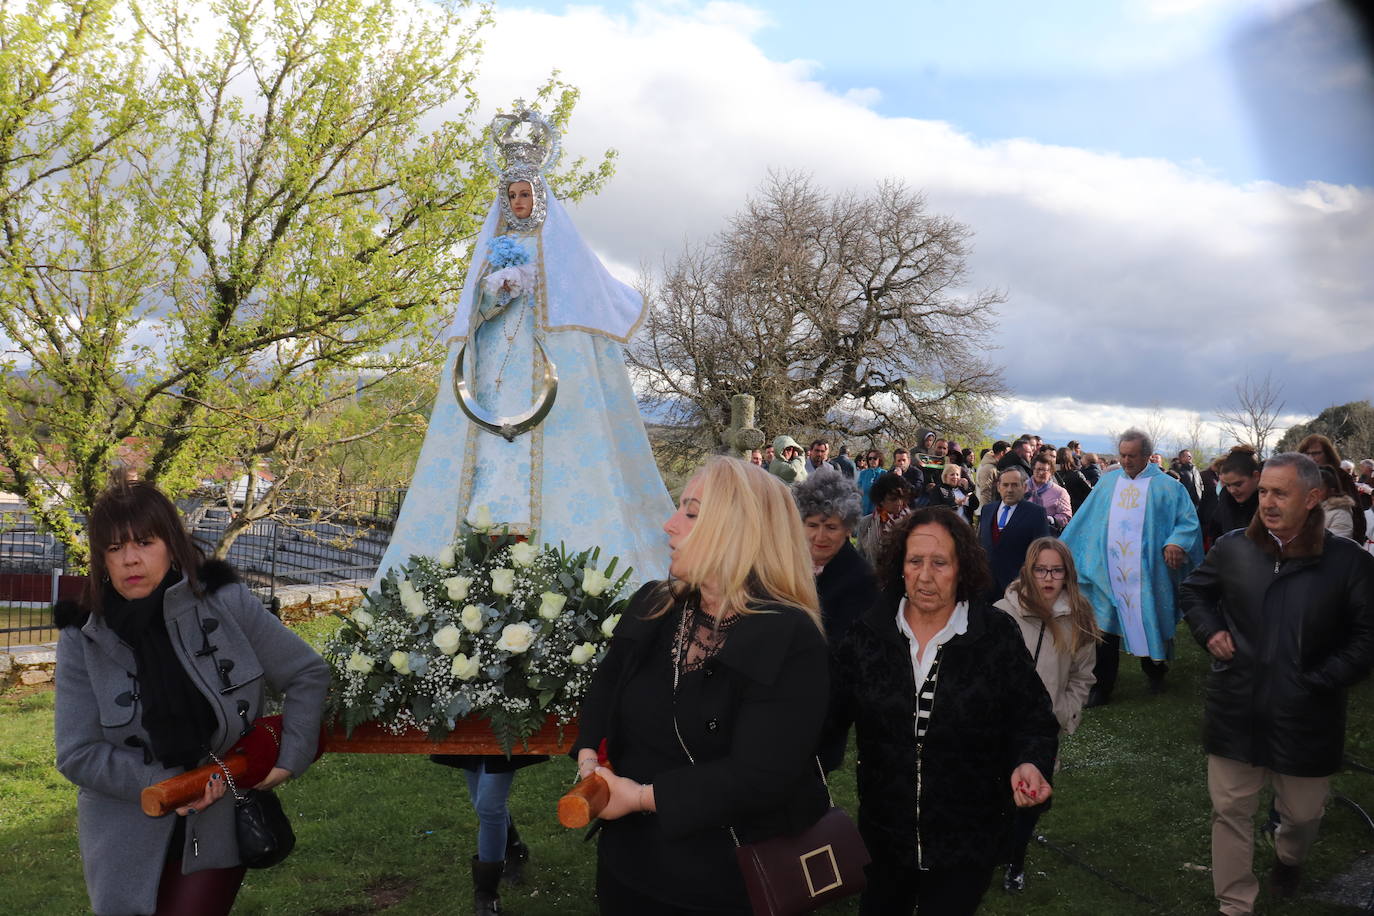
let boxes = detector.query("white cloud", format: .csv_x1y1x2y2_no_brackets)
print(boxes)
472,3,1371,427
993,395,1313,456
843,86,883,108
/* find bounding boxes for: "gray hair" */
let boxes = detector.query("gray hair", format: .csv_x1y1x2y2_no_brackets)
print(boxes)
1264,452,1324,492
792,467,862,530
1118,427,1153,457
998,465,1028,484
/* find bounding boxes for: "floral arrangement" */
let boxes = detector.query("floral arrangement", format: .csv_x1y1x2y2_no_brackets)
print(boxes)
325,508,633,753
481,234,535,306
486,234,529,269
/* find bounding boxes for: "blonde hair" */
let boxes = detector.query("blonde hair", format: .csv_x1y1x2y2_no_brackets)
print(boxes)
1009,537,1101,653
656,456,822,632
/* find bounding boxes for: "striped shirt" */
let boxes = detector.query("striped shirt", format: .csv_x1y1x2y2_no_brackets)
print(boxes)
896,598,969,740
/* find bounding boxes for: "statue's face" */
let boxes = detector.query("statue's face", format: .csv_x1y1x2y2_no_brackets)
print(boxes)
508,181,534,219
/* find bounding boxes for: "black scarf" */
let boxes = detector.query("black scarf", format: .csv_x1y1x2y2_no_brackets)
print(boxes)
105,570,218,770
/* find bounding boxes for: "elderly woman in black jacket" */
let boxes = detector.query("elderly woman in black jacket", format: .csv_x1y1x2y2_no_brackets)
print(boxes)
792,467,878,646
792,467,879,769
828,507,1060,915
573,457,830,915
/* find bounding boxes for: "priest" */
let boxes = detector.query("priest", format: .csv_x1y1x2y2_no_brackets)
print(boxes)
1061,428,1203,704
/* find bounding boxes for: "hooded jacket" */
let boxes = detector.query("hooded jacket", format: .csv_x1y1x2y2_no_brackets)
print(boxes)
766,434,807,484
54,561,329,915
1322,494,1358,540
1181,509,1374,777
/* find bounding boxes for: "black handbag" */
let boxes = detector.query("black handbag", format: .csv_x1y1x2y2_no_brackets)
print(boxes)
209,731,297,870
233,788,296,868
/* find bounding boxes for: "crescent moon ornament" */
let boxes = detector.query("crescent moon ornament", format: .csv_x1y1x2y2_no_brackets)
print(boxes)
453,334,559,442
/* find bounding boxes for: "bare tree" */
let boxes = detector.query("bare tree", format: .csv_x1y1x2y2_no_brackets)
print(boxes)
1217,372,1287,458
1181,412,1211,460
628,172,1006,460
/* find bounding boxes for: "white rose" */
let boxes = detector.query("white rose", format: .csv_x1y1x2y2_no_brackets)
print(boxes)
451,653,481,681
398,579,427,619
581,567,610,597
461,604,484,633
490,568,515,596
437,545,457,568
496,622,535,654
432,624,463,656
509,542,537,567
600,614,621,638
351,608,374,631
345,651,374,674
538,591,568,620
389,650,412,675
569,642,596,665
468,504,492,532
443,575,472,602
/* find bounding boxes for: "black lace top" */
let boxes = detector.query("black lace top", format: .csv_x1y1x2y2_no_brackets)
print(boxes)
672,598,741,675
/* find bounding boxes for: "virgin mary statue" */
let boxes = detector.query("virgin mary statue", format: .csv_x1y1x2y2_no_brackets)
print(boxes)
374,108,673,584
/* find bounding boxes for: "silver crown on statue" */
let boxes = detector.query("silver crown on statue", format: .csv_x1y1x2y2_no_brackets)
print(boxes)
484,104,562,230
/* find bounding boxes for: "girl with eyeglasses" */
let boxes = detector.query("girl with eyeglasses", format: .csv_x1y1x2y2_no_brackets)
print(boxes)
992,537,1102,894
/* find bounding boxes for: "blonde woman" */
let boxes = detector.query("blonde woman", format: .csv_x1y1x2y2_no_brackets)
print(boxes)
573,457,830,915
994,537,1101,892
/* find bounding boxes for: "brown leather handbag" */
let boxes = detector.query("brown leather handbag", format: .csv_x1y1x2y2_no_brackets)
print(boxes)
670,607,870,915
731,761,870,916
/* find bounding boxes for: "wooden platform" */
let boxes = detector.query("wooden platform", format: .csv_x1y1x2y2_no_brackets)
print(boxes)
322,716,577,755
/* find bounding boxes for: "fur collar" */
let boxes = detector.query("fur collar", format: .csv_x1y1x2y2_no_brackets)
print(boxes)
199,558,239,592
54,559,241,629
1322,495,1356,511
1244,504,1326,560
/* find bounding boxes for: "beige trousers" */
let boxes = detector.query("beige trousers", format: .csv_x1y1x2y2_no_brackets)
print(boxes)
1207,754,1329,916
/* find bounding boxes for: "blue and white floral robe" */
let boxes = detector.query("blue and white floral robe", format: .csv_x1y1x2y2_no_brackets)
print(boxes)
374,190,673,587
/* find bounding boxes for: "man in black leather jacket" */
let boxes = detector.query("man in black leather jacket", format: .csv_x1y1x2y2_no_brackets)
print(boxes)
1181,453,1374,916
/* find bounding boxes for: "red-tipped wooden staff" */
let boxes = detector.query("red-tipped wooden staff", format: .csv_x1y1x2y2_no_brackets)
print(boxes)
557,739,611,828
140,715,320,817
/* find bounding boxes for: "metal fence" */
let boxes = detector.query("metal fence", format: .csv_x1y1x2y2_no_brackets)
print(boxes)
0,488,405,650
0,511,80,650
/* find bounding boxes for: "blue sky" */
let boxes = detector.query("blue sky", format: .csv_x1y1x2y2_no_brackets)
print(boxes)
474,0,1374,452
506,0,1374,188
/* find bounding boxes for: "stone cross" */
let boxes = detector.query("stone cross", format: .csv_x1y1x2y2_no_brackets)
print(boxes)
723,393,766,457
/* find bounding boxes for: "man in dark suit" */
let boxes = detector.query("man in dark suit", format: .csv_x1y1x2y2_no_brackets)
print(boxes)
979,466,1051,596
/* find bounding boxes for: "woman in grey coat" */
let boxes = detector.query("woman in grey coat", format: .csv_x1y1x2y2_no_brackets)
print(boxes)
55,481,330,915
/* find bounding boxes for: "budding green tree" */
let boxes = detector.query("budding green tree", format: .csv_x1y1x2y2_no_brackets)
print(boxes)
0,0,613,565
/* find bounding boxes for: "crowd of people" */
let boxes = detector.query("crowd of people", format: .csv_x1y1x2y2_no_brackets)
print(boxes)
52,426,1374,916
743,424,1374,915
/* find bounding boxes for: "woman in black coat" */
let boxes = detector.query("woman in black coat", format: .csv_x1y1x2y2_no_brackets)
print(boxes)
827,508,1060,915
573,457,830,915
791,468,880,769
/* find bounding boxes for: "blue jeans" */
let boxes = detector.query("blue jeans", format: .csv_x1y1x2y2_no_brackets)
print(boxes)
464,763,516,862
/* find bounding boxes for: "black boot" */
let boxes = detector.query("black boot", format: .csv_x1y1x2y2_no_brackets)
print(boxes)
472,856,503,915
503,820,530,885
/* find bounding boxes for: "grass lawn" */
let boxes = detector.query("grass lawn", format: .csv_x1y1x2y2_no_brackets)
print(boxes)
5,622,1374,915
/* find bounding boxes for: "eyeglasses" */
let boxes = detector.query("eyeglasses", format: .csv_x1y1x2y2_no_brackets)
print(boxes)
1032,566,1067,580
1304,449,1325,458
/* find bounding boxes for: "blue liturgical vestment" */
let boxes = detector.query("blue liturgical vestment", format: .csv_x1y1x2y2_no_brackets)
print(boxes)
1060,462,1203,661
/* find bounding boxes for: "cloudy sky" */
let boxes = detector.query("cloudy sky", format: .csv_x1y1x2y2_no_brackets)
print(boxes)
474,0,1373,452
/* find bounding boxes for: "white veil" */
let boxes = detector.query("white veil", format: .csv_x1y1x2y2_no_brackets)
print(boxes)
444,179,646,344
